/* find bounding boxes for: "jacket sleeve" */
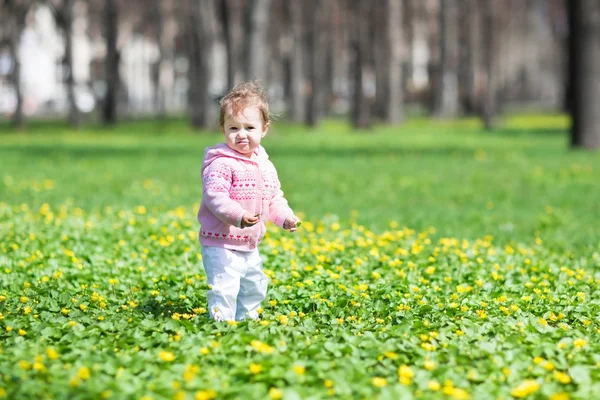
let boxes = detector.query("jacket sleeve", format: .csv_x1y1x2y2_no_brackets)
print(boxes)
202,160,245,227
268,168,295,228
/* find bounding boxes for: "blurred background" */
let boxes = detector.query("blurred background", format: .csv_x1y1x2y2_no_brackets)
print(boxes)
0,0,598,148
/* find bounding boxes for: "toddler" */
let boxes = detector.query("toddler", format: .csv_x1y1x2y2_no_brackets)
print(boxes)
197,81,300,321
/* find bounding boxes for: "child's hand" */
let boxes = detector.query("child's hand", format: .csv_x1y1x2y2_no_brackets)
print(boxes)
283,216,301,232
240,211,259,228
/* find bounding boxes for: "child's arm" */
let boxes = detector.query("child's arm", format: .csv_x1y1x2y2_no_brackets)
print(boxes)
268,173,296,229
202,160,246,227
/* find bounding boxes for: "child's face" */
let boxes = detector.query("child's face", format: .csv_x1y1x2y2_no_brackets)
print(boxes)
223,106,268,157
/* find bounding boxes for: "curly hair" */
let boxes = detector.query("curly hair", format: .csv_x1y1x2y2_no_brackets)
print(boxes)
219,81,270,128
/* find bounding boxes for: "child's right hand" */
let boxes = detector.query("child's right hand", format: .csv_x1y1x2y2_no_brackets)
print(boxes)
240,211,259,228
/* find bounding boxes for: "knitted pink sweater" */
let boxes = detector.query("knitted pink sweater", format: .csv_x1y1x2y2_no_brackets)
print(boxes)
197,143,294,251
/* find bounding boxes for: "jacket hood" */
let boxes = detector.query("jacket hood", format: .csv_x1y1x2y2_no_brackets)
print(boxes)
201,143,269,174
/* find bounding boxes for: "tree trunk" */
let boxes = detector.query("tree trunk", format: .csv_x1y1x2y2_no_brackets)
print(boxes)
373,2,389,120
481,0,496,130
305,0,328,126
188,0,218,129
223,0,245,88
386,0,403,124
287,0,305,122
458,0,477,115
246,0,271,83
9,35,24,130
152,0,165,117
4,2,31,130
103,0,119,124
351,0,371,129
434,0,460,117
568,0,600,149
63,0,81,127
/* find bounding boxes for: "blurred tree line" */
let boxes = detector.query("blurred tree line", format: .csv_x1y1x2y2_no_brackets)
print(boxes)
0,0,598,149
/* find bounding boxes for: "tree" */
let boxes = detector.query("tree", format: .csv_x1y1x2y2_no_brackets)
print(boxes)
151,0,165,117
187,0,219,129
49,0,81,127
246,0,271,83
221,0,245,88
103,0,119,124
305,0,329,126
1,0,34,130
350,0,372,129
434,0,460,118
458,0,478,114
286,0,305,122
385,0,404,123
481,0,496,130
568,0,600,149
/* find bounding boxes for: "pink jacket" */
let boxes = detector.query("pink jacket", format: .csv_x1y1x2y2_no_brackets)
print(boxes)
197,143,294,251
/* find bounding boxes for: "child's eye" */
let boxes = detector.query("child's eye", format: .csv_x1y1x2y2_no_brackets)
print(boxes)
247,126,255,130
230,127,238,131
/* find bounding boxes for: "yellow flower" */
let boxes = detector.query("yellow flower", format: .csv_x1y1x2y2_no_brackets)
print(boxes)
384,351,398,359
46,348,59,360
0,388,7,398
183,364,199,382
510,380,540,398
199,347,209,355
428,380,441,391
268,388,283,399
424,360,436,370
549,393,570,400
18,329,27,336
77,366,91,380
18,360,32,370
159,351,175,362
249,363,262,374
293,365,305,375
250,340,274,354
398,364,414,385
324,379,334,388
371,377,387,388
194,390,217,400
574,338,587,348
553,371,571,384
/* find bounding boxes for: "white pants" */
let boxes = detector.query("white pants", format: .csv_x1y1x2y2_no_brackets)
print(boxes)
200,246,268,321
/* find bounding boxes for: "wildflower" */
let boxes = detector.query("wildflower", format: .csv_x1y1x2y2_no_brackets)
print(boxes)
553,371,571,384
195,390,217,400
250,340,274,354
47,348,59,360
510,380,540,398
574,338,587,348
268,388,283,400
293,365,305,375
159,351,175,362
398,365,414,385
424,360,436,370
77,366,91,380
249,363,262,374
428,380,441,391
371,377,387,388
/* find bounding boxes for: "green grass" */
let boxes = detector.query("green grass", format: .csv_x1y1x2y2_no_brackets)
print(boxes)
0,115,599,399
0,114,597,251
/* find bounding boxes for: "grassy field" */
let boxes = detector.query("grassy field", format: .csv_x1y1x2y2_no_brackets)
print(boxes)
0,115,599,399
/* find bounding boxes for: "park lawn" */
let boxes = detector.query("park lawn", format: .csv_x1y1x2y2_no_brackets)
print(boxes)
0,115,599,399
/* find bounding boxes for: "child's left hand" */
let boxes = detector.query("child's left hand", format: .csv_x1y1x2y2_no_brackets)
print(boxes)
283,216,301,232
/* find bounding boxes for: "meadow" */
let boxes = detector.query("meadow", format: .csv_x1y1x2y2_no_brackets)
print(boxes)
0,115,599,399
